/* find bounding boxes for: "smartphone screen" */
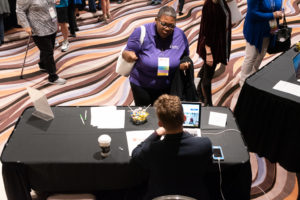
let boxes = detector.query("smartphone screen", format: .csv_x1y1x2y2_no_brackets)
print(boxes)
212,146,224,160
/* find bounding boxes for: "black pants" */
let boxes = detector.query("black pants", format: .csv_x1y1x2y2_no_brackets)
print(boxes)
32,33,58,82
197,63,217,106
68,0,78,34
130,82,170,106
178,0,185,13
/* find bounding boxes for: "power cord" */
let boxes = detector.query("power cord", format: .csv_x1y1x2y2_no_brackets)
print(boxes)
204,129,241,135
217,158,226,200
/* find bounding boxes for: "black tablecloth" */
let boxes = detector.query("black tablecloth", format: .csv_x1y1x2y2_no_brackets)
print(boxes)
235,47,300,172
2,106,251,200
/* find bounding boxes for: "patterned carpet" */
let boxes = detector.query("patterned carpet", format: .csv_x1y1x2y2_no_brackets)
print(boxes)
0,0,300,199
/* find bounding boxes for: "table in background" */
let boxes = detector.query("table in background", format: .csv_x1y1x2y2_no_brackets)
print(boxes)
234,47,300,172
2,106,251,200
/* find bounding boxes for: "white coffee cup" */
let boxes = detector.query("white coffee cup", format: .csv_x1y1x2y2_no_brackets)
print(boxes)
98,134,111,157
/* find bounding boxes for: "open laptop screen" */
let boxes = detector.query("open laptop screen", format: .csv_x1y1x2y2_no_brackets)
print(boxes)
182,102,201,128
293,53,300,80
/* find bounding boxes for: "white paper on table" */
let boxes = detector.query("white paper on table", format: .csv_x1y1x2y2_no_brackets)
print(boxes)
208,111,227,127
126,130,154,156
27,87,54,121
273,80,300,97
90,106,125,129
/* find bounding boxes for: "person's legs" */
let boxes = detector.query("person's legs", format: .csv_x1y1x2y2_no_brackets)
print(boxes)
32,33,59,82
0,14,4,45
201,63,217,106
100,0,108,22
57,7,70,52
197,66,204,102
130,82,152,106
178,0,185,15
68,0,77,36
88,0,96,12
252,37,269,72
239,41,260,86
106,0,111,19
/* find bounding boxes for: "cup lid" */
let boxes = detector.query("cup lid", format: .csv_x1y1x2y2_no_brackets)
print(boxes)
98,134,111,143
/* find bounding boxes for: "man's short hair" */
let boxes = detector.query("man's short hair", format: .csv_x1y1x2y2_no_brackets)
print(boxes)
157,6,177,19
154,94,184,130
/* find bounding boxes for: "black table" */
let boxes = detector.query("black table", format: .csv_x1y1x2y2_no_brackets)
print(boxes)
234,47,300,172
2,106,251,200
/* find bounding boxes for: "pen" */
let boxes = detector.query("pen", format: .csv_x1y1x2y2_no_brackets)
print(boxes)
80,114,85,125
85,110,87,120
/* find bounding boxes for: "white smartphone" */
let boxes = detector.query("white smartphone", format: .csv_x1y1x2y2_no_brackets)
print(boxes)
212,145,224,160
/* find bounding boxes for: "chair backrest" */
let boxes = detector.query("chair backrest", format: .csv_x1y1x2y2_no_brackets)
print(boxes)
46,193,96,200
152,195,197,200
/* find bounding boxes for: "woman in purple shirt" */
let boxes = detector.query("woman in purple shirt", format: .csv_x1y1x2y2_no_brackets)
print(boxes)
122,6,190,106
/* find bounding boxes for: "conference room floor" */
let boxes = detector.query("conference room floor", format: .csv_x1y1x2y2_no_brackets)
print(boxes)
1,0,300,199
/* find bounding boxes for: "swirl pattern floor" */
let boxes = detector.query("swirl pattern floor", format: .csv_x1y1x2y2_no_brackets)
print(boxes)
0,0,299,199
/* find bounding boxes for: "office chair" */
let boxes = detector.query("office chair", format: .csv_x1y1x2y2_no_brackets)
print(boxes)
152,195,197,200
46,193,96,200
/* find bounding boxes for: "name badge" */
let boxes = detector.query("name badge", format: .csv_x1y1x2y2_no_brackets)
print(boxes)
157,57,169,76
49,7,56,20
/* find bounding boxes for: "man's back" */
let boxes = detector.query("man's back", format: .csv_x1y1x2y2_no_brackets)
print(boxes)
132,131,213,200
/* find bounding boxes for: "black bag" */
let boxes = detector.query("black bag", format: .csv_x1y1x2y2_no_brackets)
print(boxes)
267,12,292,54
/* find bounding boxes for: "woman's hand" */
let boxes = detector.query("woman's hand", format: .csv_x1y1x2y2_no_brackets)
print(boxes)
122,50,138,62
24,27,32,36
206,54,213,66
180,62,190,70
273,11,283,19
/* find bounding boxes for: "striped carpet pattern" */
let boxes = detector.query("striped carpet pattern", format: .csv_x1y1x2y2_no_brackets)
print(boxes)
0,0,299,199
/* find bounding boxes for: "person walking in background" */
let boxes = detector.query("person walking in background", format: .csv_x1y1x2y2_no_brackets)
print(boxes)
122,6,190,106
196,0,231,106
56,0,70,52
0,0,10,46
99,0,111,23
68,0,79,37
16,0,67,85
239,0,282,86
178,0,185,16
131,94,213,200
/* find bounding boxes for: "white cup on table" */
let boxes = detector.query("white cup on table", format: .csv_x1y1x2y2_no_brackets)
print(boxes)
98,134,111,157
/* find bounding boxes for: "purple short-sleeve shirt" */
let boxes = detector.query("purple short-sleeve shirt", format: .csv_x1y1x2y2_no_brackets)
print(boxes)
125,23,189,90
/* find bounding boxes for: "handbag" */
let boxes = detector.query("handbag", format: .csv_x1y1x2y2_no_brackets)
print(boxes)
227,0,242,24
267,12,292,54
115,25,146,77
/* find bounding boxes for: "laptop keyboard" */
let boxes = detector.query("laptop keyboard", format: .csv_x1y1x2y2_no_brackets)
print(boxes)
183,128,201,137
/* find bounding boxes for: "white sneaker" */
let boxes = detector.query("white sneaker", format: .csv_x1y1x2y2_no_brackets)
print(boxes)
55,40,59,47
49,78,67,85
61,40,69,52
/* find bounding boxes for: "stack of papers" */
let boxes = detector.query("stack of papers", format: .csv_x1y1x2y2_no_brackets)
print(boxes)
273,80,300,97
90,106,125,129
126,130,154,156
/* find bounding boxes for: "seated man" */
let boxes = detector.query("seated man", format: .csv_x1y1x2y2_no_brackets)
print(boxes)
131,94,213,200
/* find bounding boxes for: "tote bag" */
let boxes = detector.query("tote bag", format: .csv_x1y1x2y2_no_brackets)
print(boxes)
267,11,292,54
227,0,243,24
116,25,146,77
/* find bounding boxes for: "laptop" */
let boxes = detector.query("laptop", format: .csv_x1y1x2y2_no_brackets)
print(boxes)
293,52,300,82
182,102,201,137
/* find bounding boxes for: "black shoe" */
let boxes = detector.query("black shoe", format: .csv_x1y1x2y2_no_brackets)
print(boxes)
179,12,183,16
154,1,161,5
150,1,155,5
70,33,76,37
